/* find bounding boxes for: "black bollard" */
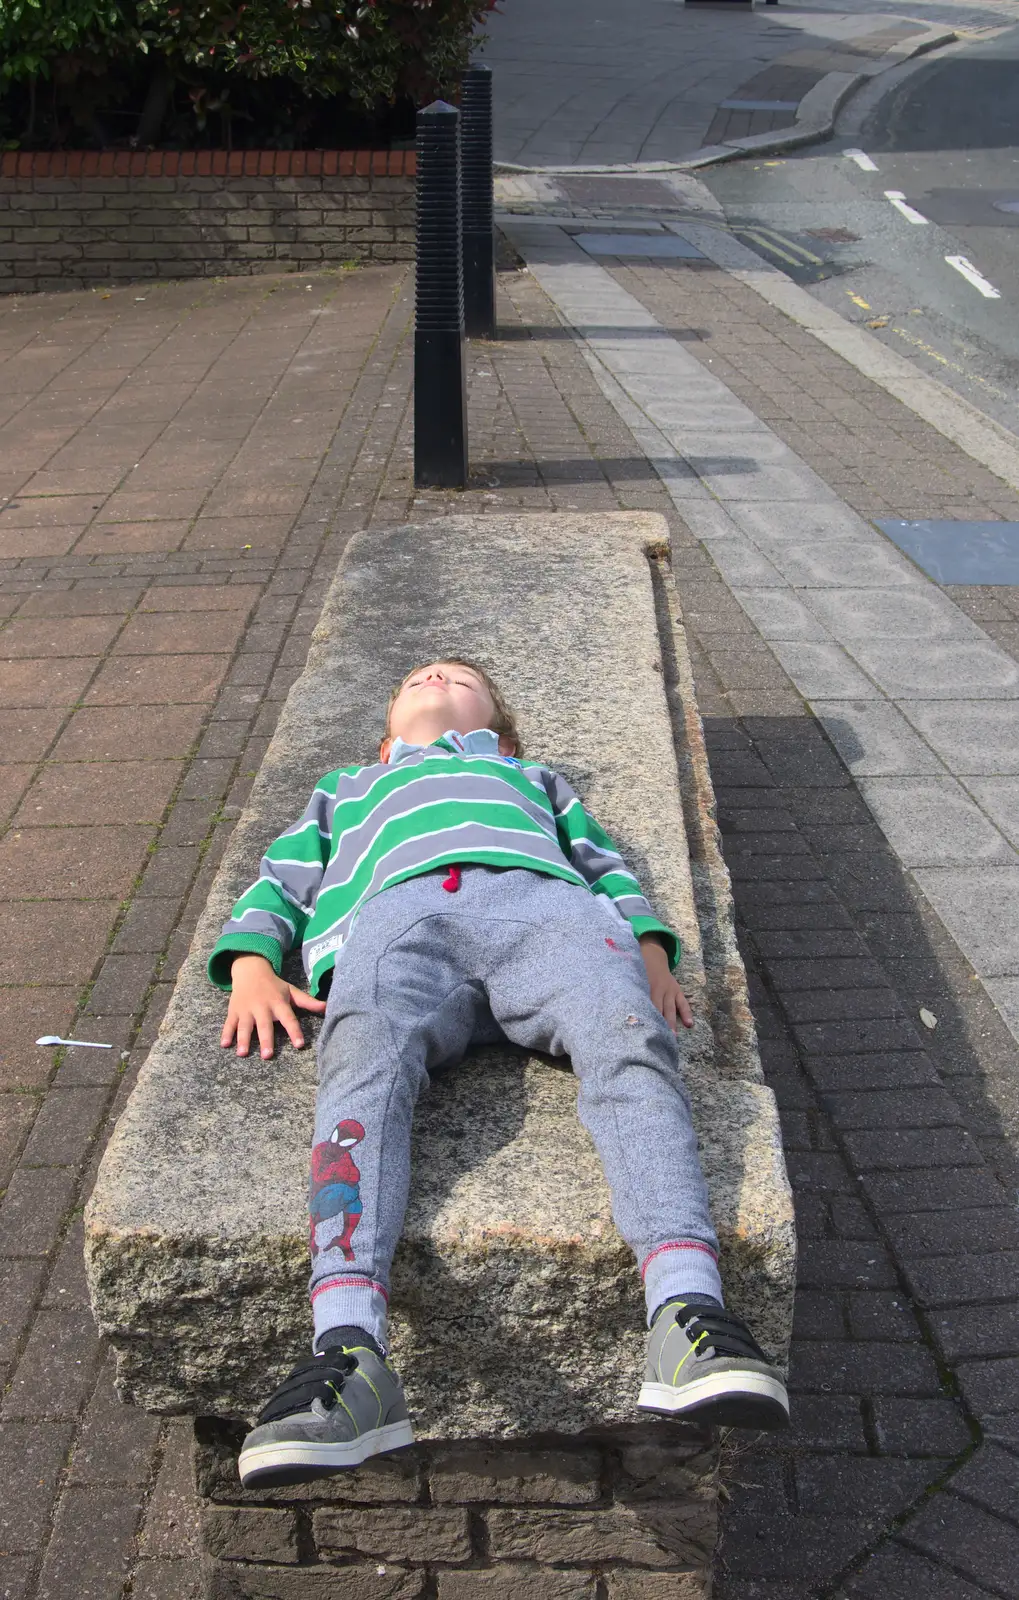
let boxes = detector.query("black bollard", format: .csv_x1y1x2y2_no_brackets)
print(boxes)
414,100,468,490
460,64,496,340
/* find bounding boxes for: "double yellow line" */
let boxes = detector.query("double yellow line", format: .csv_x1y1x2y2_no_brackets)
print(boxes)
730,225,824,269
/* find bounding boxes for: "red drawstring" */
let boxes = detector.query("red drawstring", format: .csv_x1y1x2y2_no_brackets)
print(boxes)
442,865,462,893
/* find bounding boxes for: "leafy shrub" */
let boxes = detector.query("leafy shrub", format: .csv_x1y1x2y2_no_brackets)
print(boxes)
0,0,495,148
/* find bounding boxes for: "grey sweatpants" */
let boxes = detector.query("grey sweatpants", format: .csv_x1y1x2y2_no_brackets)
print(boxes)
308,866,722,1350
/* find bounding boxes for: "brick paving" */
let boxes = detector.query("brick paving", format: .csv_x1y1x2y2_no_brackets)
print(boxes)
2,241,1019,1597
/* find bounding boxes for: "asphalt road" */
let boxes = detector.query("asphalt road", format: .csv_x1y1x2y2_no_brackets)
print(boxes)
700,24,1019,436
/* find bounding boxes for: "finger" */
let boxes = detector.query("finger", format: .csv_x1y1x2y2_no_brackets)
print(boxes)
288,986,327,1014
255,1007,277,1060
221,1011,237,1048
235,1013,253,1058
276,1002,306,1051
663,988,678,1034
677,989,695,1029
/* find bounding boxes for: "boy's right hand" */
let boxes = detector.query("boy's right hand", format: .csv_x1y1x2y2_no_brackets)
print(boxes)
222,954,327,1059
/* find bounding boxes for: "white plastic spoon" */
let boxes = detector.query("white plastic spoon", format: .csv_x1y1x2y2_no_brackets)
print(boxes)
36,1035,112,1049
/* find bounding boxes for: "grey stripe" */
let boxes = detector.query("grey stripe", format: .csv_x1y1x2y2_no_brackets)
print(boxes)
221,908,297,949
331,770,558,863
252,859,323,911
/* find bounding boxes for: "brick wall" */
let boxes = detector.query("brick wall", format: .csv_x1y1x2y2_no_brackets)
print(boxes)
0,150,416,294
194,1418,718,1597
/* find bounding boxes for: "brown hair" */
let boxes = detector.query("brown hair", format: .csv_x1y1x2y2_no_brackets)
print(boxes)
385,658,521,752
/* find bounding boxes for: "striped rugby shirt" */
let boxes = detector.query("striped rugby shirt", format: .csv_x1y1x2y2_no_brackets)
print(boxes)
208,727,680,993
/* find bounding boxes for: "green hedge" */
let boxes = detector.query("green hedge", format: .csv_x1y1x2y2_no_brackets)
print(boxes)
0,0,495,148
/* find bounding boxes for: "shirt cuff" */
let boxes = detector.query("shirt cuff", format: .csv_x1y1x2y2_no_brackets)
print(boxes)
208,933,284,992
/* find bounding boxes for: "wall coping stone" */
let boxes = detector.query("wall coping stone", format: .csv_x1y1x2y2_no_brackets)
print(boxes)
85,512,794,1436
1,150,417,179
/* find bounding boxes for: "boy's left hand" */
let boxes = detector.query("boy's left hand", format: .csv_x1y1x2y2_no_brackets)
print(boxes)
639,934,694,1033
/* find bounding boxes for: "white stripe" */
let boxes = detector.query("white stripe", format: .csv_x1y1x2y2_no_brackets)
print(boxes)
231,905,297,933
884,190,928,225
844,148,878,172
945,254,1002,299
321,810,566,898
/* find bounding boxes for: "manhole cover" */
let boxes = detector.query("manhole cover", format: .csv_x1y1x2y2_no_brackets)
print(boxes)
575,233,705,259
875,520,1019,584
559,177,680,208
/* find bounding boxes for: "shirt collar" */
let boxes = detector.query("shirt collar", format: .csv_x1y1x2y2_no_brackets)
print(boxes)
387,728,503,765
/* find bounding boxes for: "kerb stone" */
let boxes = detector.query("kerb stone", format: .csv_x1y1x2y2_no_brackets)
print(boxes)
85,513,793,1435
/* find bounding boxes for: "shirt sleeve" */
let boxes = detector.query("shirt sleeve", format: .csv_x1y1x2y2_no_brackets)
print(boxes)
207,778,337,991
542,768,682,970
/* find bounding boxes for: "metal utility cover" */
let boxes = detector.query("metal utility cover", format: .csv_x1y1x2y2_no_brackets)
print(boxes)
575,233,705,259
875,520,1019,584
559,177,680,208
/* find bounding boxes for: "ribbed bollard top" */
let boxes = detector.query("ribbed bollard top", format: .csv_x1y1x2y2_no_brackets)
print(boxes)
460,65,494,237
416,100,463,334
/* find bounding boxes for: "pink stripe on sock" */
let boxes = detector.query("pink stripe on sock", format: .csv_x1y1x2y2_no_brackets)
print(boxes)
311,1276,389,1303
641,1240,718,1280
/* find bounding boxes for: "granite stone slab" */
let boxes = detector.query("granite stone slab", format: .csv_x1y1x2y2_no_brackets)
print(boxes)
85,513,794,1432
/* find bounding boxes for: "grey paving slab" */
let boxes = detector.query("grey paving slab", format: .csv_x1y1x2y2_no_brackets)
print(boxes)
899,701,1019,774
814,701,949,778
700,462,843,504
703,538,788,588
983,977,1019,1040
847,639,1019,700
876,518,1019,584
730,502,876,547
734,588,831,642
770,642,881,700
857,778,1015,868
912,865,1019,978
803,588,986,643
965,778,1019,849
765,543,917,589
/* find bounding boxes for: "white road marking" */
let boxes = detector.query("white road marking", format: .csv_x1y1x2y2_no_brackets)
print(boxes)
884,190,929,225
945,254,1002,299
844,148,878,172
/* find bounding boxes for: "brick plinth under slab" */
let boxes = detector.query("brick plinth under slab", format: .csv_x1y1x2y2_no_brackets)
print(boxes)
0,150,415,293
193,1417,717,1599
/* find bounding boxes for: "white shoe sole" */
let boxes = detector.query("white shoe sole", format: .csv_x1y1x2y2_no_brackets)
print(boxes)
638,1370,789,1429
238,1418,415,1486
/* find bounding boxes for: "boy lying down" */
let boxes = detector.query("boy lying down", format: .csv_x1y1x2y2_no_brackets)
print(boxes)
209,658,789,1487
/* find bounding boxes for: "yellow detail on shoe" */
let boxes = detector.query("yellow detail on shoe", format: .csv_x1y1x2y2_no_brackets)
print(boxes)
356,1370,385,1426
666,1321,710,1387
325,1382,358,1431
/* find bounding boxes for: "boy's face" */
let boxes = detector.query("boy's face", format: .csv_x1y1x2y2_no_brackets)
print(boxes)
380,662,515,761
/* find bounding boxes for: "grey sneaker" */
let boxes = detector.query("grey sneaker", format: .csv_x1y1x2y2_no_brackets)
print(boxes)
238,1338,415,1487
638,1299,789,1430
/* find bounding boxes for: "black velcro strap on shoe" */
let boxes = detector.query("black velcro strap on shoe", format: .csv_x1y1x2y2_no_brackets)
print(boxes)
256,1353,357,1426
671,1303,770,1363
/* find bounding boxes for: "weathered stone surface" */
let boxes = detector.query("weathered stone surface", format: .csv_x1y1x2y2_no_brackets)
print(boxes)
485,1504,715,1568
313,1507,471,1564
430,1446,601,1505
207,1564,424,1600
437,1571,596,1598
85,513,794,1433
202,1507,300,1565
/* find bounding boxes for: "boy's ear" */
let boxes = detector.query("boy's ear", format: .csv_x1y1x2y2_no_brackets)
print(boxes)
498,734,517,757
379,737,392,763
